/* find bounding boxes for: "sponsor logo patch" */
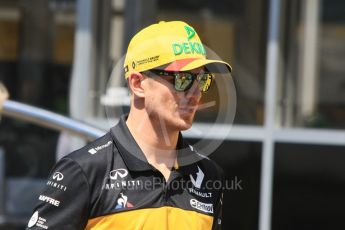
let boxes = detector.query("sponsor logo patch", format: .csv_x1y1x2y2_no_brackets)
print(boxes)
28,211,39,228
46,180,67,191
104,168,142,190
190,166,204,189
188,165,213,198
135,55,160,67
104,180,142,190
110,168,128,180
88,141,112,154
188,187,212,198
185,25,196,40
172,42,206,56
115,193,134,209
47,172,67,192
39,195,60,207
27,211,49,229
52,172,63,181
47,171,67,191
190,199,213,213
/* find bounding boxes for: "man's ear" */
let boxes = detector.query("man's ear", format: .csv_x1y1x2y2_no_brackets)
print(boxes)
127,72,145,97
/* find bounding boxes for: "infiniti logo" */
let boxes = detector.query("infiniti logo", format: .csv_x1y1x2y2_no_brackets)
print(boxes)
52,172,64,181
110,169,128,180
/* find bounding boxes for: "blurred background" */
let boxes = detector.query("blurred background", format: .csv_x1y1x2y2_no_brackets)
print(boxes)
0,0,344,229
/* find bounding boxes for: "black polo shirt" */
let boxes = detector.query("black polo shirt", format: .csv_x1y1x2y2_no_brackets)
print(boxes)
26,116,224,230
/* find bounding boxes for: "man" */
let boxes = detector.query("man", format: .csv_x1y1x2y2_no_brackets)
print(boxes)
26,21,232,230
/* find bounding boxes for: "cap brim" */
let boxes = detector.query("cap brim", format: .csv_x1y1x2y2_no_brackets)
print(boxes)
160,58,232,73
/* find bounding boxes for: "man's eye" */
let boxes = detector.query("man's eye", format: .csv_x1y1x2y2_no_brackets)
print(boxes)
164,76,175,83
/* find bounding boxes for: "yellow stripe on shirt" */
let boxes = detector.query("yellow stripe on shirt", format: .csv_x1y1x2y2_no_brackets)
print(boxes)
85,206,213,230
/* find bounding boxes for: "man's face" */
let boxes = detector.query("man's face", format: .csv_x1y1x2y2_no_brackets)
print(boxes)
143,67,204,132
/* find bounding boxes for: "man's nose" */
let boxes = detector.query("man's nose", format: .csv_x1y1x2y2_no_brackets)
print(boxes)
185,80,202,100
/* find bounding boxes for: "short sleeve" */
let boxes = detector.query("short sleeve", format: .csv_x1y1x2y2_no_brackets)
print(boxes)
26,158,90,230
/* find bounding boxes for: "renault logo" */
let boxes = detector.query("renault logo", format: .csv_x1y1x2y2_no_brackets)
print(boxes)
52,172,64,181
110,168,128,180
190,166,204,189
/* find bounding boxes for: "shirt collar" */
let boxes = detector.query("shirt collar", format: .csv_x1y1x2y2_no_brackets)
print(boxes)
110,115,203,175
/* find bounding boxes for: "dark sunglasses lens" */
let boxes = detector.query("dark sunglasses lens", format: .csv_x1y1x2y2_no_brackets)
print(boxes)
175,73,193,91
198,74,213,92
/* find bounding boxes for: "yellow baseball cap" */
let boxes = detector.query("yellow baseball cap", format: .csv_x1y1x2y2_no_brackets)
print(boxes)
124,21,232,78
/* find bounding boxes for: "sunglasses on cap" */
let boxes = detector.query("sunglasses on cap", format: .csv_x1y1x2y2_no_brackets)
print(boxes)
143,69,214,92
